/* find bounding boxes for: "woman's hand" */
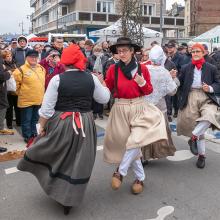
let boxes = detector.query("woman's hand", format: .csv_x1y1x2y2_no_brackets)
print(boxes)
202,82,210,93
170,69,177,79
39,126,46,137
134,74,146,86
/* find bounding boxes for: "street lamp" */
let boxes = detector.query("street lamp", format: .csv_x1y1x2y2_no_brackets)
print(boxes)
56,0,59,33
27,15,33,33
19,22,24,35
160,0,163,33
174,13,179,43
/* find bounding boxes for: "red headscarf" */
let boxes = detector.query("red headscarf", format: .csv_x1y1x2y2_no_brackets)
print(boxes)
60,44,87,71
191,43,205,70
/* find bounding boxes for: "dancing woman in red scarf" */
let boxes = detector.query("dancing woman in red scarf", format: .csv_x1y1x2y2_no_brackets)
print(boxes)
177,43,220,168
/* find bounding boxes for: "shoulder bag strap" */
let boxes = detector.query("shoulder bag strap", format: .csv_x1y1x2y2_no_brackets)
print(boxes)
114,63,119,96
137,63,142,76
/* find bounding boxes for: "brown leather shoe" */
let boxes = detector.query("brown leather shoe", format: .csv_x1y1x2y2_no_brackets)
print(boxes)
111,170,123,190
131,179,144,195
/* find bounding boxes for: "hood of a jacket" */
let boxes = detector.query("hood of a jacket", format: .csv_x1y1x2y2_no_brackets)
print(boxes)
17,35,28,50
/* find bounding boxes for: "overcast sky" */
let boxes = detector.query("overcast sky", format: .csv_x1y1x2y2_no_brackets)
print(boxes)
0,0,184,34
0,0,33,34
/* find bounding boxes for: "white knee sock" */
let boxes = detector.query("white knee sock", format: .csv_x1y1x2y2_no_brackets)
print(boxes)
197,139,206,155
119,148,142,177
192,121,211,138
131,159,145,181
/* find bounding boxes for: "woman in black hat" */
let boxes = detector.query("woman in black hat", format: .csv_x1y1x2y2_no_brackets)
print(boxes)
103,37,168,195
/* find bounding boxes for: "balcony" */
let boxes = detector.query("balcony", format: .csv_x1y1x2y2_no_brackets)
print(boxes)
32,0,57,19
58,0,75,3
33,11,185,34
30,0,37,7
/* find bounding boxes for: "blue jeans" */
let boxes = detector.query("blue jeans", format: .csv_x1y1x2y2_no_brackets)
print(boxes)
20,105,40,140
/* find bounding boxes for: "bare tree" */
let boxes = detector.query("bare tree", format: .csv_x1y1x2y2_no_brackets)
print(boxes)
116,0,144,46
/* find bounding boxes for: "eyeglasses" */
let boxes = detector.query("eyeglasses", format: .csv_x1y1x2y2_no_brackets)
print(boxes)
117,49,130,54
191,50,202,54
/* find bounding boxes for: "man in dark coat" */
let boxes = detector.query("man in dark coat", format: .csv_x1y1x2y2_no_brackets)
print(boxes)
212,48,220,71
0,56,12,152
50,37,64,55
203,44,217,66
164,58,177,121
12,36,31,67
177,43,220,169
166,41,187,117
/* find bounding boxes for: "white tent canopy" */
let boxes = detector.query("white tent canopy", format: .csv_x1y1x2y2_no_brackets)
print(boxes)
89,19,163,39
192,25,220,43
26,33,37,41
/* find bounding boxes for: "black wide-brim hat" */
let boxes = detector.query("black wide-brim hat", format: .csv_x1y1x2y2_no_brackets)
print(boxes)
109,37,141,54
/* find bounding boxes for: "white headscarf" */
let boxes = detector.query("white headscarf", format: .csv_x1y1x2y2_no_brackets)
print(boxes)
149,45,167,67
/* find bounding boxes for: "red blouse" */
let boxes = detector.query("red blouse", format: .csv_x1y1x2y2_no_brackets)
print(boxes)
105,64,153,99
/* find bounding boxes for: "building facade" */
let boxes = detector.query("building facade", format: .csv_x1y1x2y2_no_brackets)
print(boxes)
30,0,184,37
185,0,220,37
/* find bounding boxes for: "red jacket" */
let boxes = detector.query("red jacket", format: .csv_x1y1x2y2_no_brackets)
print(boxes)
40,59,65,89
105,64,153,99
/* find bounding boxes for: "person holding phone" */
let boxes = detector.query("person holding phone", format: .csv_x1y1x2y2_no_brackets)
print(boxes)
40,49,65,89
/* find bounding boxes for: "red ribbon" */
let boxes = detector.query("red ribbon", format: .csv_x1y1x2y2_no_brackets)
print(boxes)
60,112,81,129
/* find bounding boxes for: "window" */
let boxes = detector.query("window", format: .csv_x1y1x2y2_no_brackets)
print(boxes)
96,1,114,13
142,4,155,16
97,1,101,12
148,5,152,16
62,6,68,16
103,2,107,12
144,5,147,15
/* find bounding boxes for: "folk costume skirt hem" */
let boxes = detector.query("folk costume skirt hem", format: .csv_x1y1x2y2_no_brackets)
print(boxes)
103,97,168,164
17,111,97,206
177,89,220,137
142,112,176,160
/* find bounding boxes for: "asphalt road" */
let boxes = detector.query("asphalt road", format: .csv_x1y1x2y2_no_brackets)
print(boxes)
1,129,220,220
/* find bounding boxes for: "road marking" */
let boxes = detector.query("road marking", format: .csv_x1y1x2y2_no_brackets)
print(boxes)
97,145,103,151
5,167,19,175
145,206,174,220
4,145,104,175
167,150,194,161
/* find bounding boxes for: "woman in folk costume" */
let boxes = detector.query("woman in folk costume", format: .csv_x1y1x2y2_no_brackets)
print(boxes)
177,43,220,169
103,37,168,195
17,44,110,215
142,45,179,162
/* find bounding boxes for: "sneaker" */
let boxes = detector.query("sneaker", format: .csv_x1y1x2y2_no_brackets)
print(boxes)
0,147,7,153
141,159,149,167
168,115,172,122
93,114,97,120
0,129,14,135
105,112,110,117
7,125,13,129
26,137,35,148
173,112,178,118
131,179,144,195
98,114,104,120
196,155,206,169
188,136,198,155
111,169,123,190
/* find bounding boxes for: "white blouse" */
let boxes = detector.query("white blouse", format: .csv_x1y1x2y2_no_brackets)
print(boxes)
39,71,110,119
192,67,214,93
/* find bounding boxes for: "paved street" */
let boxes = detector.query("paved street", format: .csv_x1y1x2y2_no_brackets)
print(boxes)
1,118,220,220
